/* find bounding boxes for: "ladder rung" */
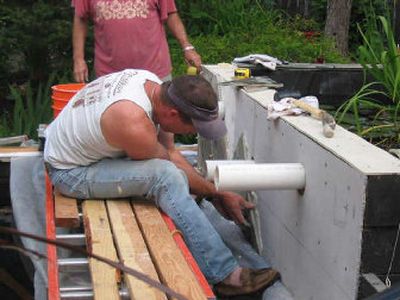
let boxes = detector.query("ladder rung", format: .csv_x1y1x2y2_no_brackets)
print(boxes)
60,287,129,299
60,290,92,299
58,258,88,272
56,234,85,246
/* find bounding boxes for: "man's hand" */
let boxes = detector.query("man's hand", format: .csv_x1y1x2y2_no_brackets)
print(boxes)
73,59,89,83
72,15,89,82
211,191,255,224
184,49,202,72
166,12,202,72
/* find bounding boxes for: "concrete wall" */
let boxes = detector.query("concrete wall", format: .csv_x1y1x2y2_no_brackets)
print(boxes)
201,65,400,300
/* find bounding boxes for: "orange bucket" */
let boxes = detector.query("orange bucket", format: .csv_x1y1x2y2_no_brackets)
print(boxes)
51,83,85,118
51,105,62,118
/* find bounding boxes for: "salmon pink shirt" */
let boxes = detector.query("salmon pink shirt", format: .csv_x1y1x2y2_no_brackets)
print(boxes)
72,0,177,78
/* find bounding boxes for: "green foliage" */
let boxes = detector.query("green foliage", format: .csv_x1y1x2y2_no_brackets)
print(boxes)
176,0,268,36
289,15,321,32
1,73,58,138
358,16,400,103
0,1,92,139
0,118,9,137
351,0,391,52
175,134,197,145
336,15,400,149
170,3,347,76
0,0,75,85
293,0,391,53
335,82,387,134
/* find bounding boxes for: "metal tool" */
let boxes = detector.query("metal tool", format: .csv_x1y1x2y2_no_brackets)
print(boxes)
220,76,283,89
291,99,336,138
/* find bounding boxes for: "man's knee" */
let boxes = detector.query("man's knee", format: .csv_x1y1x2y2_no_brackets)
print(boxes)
153,159,187,184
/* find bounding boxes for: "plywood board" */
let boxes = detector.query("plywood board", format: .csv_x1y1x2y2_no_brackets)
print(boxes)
132,202,207,300
54,190,80,228
82,200,120,300
106,200,166,300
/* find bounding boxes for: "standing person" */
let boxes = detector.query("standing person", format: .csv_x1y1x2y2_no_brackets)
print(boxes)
72,0,201,83
44,69,280,297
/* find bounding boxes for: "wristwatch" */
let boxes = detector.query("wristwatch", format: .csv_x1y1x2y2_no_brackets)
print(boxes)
183,45,195,51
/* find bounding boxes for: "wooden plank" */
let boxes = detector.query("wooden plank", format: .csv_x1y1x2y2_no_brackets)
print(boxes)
133,202,207,300
0,146,38,153
161,213,215,299
82,200,120,300
54,190,80,228
106,200,167,300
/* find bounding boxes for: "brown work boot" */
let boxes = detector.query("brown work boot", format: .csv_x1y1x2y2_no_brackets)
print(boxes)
214,268,280,297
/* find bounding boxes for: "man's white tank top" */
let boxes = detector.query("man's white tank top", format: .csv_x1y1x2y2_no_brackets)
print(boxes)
44,69,162,169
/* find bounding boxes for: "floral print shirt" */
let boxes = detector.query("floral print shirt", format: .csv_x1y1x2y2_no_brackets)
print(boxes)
72,0,177,78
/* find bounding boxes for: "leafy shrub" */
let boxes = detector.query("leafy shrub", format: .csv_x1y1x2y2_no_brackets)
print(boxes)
0,1,94,138
0,0,75,86
358,16,400,103
176,0,268,36
0,71,72,138
336,15,400,149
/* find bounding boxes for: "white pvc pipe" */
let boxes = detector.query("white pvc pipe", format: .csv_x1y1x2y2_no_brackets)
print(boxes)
215,163,306,191
205,160,255,181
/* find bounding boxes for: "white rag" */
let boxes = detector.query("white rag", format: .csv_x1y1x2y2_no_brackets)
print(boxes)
232,54,283,71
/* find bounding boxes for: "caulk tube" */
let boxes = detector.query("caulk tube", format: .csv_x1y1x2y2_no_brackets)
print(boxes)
205,160,255,181
215,163,306,191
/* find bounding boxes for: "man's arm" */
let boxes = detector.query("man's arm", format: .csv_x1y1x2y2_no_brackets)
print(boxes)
73,15,89,83
158,129,254,224
166,12,202,71
101,101,169,160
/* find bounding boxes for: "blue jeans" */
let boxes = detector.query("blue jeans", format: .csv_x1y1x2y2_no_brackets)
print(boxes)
47,157,238,284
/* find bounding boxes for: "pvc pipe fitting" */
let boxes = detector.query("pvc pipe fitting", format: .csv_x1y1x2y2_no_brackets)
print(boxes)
205,160,255,181
215,163,306,191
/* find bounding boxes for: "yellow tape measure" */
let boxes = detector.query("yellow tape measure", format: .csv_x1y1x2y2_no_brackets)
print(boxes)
234,68,251,79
